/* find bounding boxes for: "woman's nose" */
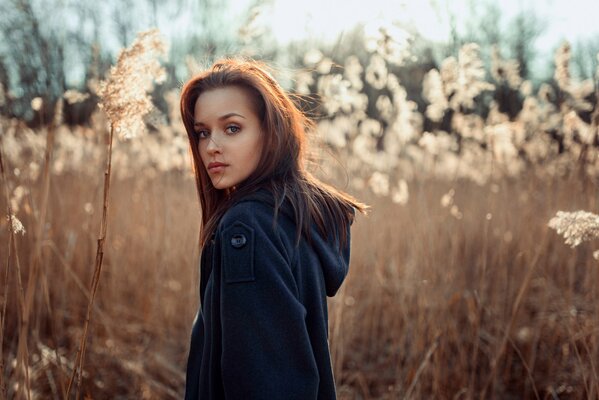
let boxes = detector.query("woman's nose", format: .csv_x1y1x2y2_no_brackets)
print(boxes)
206,135,221,154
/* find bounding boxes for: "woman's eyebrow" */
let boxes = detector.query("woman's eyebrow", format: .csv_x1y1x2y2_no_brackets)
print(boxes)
219,113,245,121
194,112,246,126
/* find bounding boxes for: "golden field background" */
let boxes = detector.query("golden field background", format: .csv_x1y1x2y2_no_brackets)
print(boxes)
2,137,599,398
1,16,599,400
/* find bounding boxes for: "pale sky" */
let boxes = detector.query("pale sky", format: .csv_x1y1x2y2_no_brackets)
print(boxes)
264,0,599,50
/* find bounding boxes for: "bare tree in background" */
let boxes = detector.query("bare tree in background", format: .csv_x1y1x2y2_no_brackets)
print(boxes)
572,36,599,80
0,0,250,122
113,0,137,48
437,0,545,83
507,10,545,80
0,0,66,122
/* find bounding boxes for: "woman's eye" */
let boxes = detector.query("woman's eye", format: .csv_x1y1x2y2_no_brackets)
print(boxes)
195,130,209,139
226,125,240,134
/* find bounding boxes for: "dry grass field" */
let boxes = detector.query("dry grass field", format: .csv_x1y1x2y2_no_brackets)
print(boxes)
1,27,599,400
2,146,598,398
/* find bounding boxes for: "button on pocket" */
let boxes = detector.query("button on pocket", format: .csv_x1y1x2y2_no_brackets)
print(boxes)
231,233,247,248
222,222,255,283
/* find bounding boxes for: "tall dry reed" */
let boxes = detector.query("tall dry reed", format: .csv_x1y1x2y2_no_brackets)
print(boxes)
64,29,167,400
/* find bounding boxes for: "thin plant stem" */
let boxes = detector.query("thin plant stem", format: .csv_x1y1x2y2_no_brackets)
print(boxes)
480,234,547,398
12,106,57,400
404,333,440,400
467,212,491,398
507,337,540,400
66,124,115,399
0,235,9,399
0,140,21,400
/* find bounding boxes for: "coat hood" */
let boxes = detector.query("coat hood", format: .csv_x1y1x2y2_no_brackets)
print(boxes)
232,187,353,297
308,221,352,297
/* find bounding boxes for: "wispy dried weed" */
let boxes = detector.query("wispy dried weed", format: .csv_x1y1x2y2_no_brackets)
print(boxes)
6,214,26,235
97,28,168,139
548,210,599,248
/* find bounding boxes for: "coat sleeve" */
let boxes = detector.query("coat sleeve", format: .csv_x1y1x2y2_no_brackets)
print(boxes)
218,210,319,400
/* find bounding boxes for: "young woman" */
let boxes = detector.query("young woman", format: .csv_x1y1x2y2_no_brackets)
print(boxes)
179,58,368,399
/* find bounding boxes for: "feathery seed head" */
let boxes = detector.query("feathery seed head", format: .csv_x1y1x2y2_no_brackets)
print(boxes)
422,69,447,122
7,214,26,235
369,171,390,196
365,54,388,90
391,179,409,205
63,90,90,105
31,97,43,111
441,188,455,208
548,210,599,248
97,29,168,139
554,41,571,92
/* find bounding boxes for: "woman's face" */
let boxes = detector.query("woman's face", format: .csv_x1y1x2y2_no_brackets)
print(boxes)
193,86,264,190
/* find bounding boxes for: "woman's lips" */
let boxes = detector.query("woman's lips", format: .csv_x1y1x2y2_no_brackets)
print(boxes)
207,162,228,173
209,166,226,173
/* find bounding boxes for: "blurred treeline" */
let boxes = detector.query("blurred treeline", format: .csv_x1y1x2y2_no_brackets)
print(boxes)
0,0,598,129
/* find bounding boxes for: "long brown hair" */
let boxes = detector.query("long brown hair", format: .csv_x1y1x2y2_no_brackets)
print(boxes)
180,57,368,251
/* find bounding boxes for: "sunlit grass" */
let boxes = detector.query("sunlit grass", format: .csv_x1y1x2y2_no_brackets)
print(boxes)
2,165,598,398
1,25,599,398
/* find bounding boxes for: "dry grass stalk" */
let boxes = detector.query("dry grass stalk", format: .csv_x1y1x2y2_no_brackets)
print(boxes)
65,29,167,399
1,101,60,399
65,125,115,399
480,236,546,398
404,332,440,400
0,139,27,399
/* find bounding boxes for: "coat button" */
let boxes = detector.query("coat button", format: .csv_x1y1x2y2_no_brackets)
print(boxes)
230,233,247,248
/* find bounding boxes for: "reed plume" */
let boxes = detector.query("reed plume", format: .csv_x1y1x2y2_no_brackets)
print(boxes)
66,28,168,399
97,28,168,139
548,210,599,248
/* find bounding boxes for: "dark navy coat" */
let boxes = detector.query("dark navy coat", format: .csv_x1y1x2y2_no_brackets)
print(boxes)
184,188,353,399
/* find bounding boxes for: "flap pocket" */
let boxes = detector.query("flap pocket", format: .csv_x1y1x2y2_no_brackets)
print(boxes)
221,221,255,284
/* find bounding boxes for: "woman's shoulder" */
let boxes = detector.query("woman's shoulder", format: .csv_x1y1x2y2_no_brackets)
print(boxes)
216,189,295,262
218,188,279,231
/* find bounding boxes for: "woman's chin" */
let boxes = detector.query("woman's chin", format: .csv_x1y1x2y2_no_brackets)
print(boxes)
211,179,231,190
